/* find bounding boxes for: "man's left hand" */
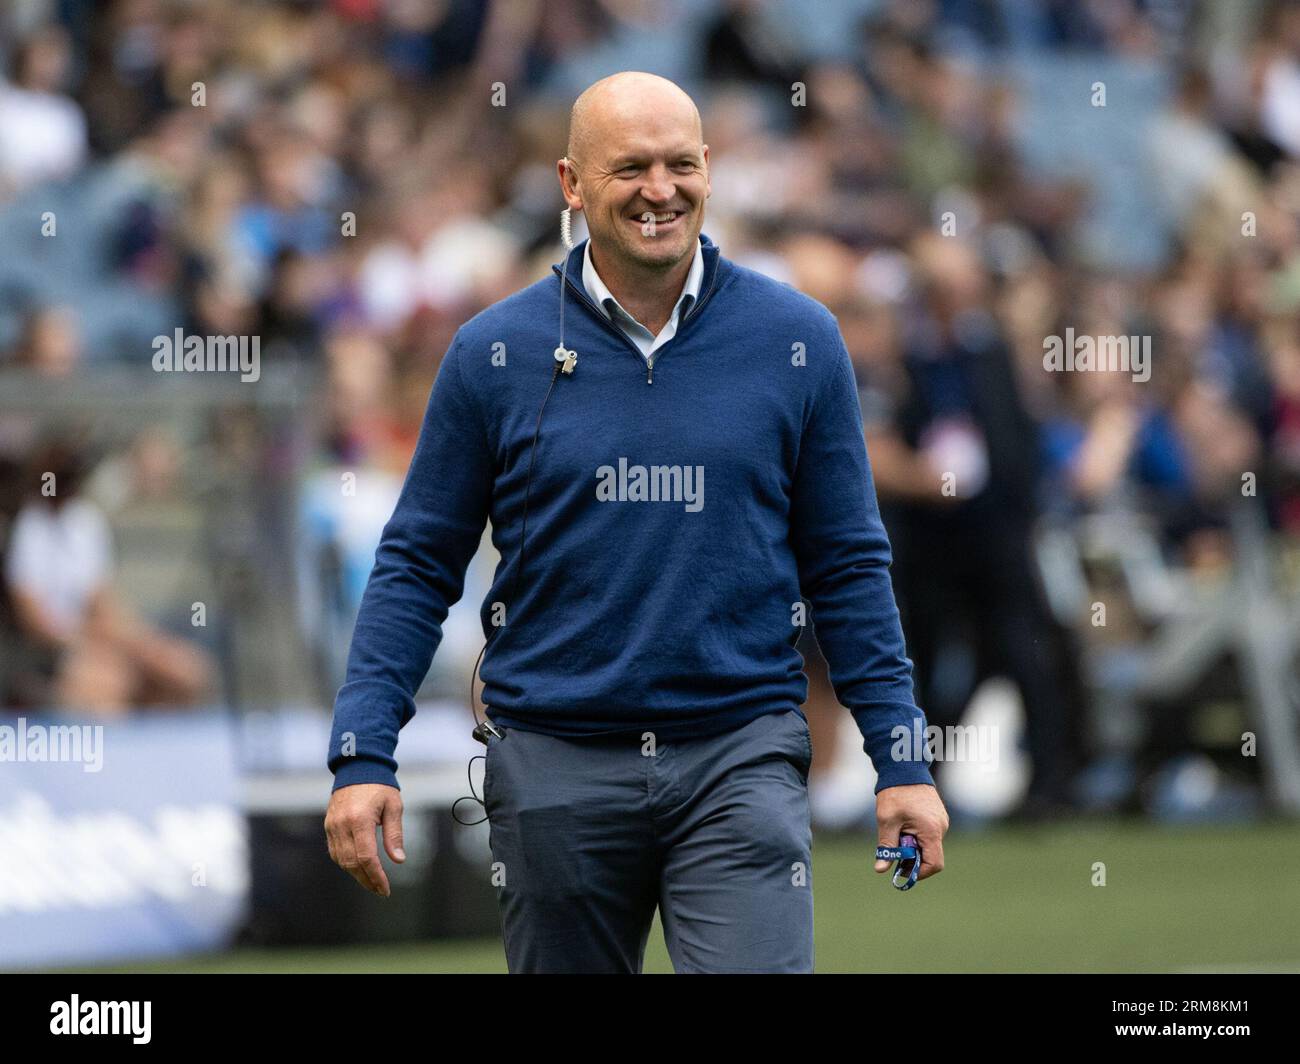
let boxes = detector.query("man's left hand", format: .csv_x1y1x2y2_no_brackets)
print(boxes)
873,784,949,883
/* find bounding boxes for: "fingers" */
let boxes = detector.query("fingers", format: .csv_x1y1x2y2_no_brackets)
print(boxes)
873,785,950,882
910,805,949,880
324,786,398,897
914,830,945,881
381,794,406,864
873,824,900,874
918,800,951,881
347,820,391,897
329,818,374,894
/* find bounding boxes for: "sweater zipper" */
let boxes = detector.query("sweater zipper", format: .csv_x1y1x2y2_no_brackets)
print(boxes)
557,274,652,376
647,264,721,384
557,256,723,385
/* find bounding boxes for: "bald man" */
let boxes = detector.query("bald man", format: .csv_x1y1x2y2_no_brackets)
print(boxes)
325,72,948,974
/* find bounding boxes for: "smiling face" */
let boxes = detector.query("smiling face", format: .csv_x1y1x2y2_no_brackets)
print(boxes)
560,73,710,275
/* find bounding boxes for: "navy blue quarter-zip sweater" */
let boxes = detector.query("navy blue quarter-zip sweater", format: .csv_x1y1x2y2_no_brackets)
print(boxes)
328,234,934,793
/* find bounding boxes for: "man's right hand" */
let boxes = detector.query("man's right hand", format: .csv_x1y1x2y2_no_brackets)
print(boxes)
324,783,405,897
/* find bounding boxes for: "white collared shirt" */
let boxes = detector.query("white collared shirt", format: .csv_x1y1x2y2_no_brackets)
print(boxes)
582,237,704,363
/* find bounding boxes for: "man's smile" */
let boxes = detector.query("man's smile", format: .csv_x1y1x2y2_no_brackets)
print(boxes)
626,209,686,234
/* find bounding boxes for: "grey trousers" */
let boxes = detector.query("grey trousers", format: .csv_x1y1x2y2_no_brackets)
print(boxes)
482,708,814,973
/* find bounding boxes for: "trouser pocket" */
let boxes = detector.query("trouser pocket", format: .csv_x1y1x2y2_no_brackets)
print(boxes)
483,726,505,812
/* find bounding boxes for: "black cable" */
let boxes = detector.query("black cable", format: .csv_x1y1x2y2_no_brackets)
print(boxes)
456,337,566,824
456,221,577,825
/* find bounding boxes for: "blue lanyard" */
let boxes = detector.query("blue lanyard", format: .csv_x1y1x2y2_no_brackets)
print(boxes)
875,833,921,891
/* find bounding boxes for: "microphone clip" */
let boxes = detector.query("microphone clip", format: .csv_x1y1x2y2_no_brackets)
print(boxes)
472,719,504,745
554,346,577,375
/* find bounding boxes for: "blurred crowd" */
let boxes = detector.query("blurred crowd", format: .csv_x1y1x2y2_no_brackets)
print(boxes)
1,0,1298,820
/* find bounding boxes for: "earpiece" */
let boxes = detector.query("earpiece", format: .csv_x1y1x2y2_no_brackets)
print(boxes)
560,206,574,251
554,208,577,374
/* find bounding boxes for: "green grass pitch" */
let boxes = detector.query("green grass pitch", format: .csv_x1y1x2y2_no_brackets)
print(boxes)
78,820,1300,974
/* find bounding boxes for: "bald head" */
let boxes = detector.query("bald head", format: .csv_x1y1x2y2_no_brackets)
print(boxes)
566,71,702,163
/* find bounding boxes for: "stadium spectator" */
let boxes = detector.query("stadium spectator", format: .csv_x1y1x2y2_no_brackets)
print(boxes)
863,233,1081,817
3,439,213,715
0,24,87,202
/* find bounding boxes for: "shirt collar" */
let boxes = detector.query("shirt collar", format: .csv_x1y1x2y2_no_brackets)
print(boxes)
582,236,704,331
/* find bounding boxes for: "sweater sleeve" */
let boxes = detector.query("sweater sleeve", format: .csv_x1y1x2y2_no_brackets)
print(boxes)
327,332,493,790
789,329,935,793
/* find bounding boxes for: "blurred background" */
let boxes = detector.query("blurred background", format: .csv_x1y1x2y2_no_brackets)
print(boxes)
2,0,1299,973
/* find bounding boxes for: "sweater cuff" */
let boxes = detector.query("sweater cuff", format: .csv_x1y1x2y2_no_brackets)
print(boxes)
850,702,937,794
331,757,400,792
328,678,415,790
871,755,937,793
